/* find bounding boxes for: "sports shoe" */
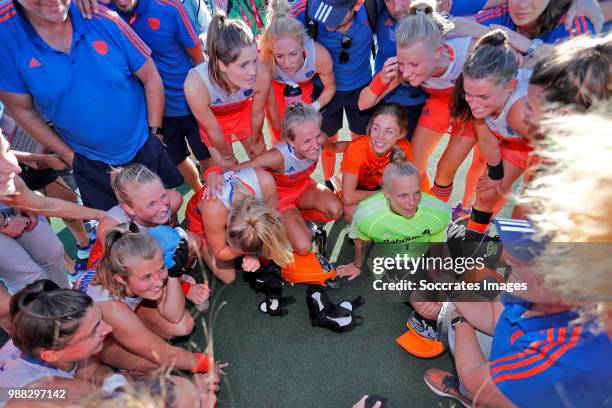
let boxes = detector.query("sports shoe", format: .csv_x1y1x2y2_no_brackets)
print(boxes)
67,261,87,286
452,202,471,222
423,369,472,407
407,311,438,340
76,230,97,260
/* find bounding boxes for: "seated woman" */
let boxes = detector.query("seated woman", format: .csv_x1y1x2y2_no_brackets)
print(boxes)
205,103,344,257
87,164,183,269
0,280,219,408
76,224,214,376
260,0,335,144
185,167,293,284
0,130,104,292
340,104,413,222
0,280,113,405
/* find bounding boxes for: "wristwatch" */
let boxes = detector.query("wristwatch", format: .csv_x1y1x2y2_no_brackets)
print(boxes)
527,38,544,56
149,126,164,136
451,315,466,327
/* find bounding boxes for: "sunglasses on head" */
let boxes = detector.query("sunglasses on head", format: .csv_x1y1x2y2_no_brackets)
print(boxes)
339,35,352,64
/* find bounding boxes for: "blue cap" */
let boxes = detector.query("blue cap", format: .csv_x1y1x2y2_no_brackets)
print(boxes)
493,218,545,262
308,0,356,28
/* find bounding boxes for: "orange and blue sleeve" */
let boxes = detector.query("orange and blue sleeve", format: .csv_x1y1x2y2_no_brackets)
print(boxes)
290,0,308,25
489,326,583,405
547,16,594,42
475,5,513,27
162,0,198,49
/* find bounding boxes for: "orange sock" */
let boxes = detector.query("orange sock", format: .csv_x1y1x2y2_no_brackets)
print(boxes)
429,182,453,202
322,134,338,181
467,208,492,233
420,173,430,192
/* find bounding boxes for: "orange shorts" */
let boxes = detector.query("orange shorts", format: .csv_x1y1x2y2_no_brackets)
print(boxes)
418,93,452,133
500,138,534,171
184,190,208,248
200,99,253,146
417,93,475,138
277,178,316,212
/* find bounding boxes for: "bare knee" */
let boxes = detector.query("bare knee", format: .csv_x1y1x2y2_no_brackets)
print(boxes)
292,238,312,256
326,199,343,221
170,312,195,337
212,266,236,284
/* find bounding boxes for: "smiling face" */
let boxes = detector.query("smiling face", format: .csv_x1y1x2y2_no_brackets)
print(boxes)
117,251,168,300
368,113,404,156
397,41,440,87
384,174,422,219
288,120,324,161
272,35,305,75
122,181,171,227
220,45,259,90
17,0,70,23
112,0,137,13
508,0,550,30
463,76,516,119
0,131,21,196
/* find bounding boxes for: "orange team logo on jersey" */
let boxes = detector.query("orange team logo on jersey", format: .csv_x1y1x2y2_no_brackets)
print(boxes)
28,57,42,68
148,17,161,30
93,40,108,56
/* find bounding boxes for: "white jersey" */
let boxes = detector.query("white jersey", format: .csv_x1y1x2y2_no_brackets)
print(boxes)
271,141,318,191
484,69,532,140
217,168,264,209
192,61,254,109
272,37,317,85
105,205,150,232
0,341,76,404
422,36,472,93
75,270,143,311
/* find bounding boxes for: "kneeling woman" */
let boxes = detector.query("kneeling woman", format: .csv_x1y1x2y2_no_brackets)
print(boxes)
205,103,344,256
185,13,270,165
185,167,293,284
76,225,213,375
340,104,413,222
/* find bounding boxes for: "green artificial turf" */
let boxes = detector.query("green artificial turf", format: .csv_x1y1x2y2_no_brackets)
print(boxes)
40,126,517,407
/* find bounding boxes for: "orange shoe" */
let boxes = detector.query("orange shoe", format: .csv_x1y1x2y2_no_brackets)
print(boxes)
396,312,445,358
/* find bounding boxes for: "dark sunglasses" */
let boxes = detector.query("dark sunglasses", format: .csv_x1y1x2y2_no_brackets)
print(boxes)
339,35,352,64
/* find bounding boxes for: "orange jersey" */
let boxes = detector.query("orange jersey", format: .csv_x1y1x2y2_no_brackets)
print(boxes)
341,137,413,191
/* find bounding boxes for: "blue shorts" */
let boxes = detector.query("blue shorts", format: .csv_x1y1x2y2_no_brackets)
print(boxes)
73,134,183,210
